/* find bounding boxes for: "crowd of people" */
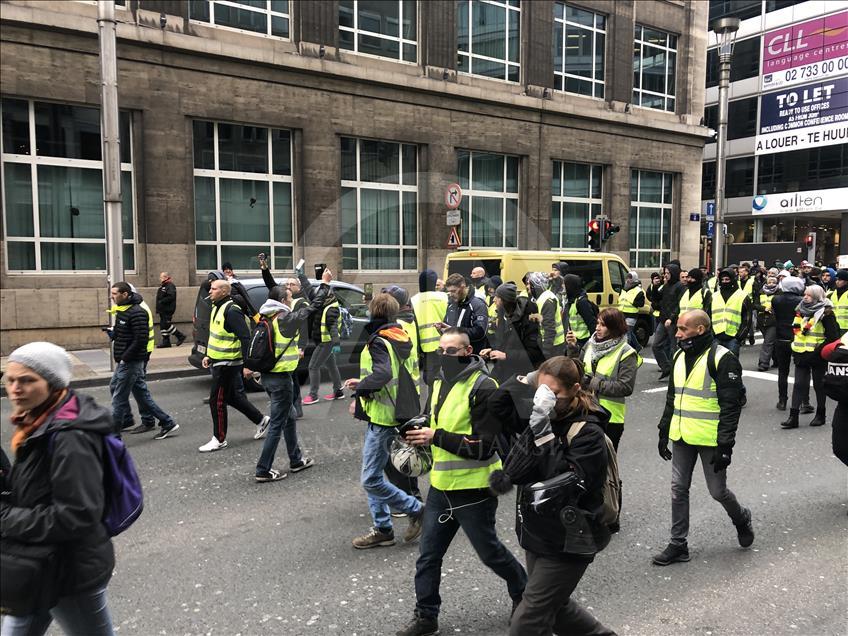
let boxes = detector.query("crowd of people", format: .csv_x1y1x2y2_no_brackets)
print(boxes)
2,255,846,636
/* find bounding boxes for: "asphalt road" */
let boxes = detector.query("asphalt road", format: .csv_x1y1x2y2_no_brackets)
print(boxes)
1,344,845,636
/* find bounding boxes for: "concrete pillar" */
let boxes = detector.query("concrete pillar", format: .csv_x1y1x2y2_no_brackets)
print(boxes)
608,162,632,264
421,0,456,71
522,0,554,89
294,0,338,48
608,1,635,104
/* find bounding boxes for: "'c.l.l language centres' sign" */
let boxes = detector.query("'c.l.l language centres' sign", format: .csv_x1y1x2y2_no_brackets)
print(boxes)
755,77,848,154
761,9,848,91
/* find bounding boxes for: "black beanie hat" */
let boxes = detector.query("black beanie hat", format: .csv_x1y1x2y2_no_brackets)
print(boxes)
419,269,438,292
495,283,518,304
687,268,703,284
837,269,848,282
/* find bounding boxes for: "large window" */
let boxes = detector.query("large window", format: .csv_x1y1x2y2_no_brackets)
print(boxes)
706,36,760,88
192,120,293,271
341,137,418,271
457,0,521,82
339,1,417,62
1,98,135,272
633,25,677,112
188,1,290,39
704,96,758,140
725,156,755,198
551,161,603,250
553,3,605,98
757,145,848,194
629,170,673,268
457,150,519,248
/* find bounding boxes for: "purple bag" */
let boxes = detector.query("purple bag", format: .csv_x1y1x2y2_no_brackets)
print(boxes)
48,433,144,537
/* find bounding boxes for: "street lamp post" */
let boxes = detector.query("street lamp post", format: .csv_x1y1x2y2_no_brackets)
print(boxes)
710,16,740,273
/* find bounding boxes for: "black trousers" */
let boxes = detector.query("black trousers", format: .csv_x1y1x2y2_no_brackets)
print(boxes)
510,551,614,636
774,340,795,403
606,423,623,451
833,401,848,466
791,362,825,412
158,313,185,343
209,364,263,442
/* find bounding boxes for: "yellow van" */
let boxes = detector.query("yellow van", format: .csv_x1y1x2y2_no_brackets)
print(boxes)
444,250,652,345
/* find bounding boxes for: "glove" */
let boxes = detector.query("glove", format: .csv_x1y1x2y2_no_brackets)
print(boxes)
658,438,672,461
331,344,341,355
710,445,732,473
529,384,556,439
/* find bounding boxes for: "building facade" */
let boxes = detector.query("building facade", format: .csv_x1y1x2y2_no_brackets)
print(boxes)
1,0,709,352
701,0,848,268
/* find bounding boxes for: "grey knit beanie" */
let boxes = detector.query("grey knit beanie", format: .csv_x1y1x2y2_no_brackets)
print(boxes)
8,342,72,389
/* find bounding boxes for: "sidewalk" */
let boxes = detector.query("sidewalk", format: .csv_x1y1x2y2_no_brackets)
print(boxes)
1,344,205,389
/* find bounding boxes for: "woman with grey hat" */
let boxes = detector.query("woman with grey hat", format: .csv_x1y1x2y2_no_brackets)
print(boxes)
1,342,116,634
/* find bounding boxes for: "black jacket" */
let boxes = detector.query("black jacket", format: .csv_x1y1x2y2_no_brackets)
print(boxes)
155,281,177,316
353,320,414,422
445,289,489,353
1,391,116,596
659,265,685,322
210,297,252,364
112,292,150,363
647,282,663,315
262,268,314,349
489,297,544,383
565,293,598,337
772,290,804,341
507,408,610,560
658,333,743,449
299,274,340,345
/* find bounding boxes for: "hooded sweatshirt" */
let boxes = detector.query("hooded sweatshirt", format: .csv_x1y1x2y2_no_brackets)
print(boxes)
563,274,598,336
2,390,116,596
659,264,685,322
716,267,752,342
528,272,564,358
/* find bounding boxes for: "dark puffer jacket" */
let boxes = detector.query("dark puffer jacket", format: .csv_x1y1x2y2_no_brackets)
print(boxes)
155,281,177,316
112,292,150,363
1,391,116,596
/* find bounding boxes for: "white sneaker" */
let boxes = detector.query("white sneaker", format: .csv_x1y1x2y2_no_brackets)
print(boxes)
198,437,228,452
254,415,271,440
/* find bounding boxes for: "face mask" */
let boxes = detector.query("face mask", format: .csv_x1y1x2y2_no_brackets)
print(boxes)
441,355,471,380
677,337,697,351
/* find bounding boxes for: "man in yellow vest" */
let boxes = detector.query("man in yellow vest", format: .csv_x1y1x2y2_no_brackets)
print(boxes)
738,264,760,346
397,329,526,636
107,282,177,439
470,266,489,300
618,270,646,350
252,284,324,481
410,269,448,386
563,274,597,350
710,268,751,359
527,272,565,358
653,310,753,566
199,279,270,452
346,293,424,550
830,269,848,334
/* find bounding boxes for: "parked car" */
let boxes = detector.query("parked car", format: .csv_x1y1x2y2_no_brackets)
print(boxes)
188,275,369,389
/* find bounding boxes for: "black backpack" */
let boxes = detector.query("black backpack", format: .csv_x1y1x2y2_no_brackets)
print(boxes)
246,317,293,372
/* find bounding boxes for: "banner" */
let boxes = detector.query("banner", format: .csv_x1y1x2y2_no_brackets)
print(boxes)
751,187,848,215
761,10,848,91
755,77,848,154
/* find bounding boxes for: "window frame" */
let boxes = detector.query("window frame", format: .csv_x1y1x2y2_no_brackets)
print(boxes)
338,0,419,64
188,0,291,41
550,160,603,252
1,98,136,274
340,137,419,273
192,119,295,273
632,24,678,113
553,3,606,99
456,0,521,84
457,149,520,249
629,169,674,268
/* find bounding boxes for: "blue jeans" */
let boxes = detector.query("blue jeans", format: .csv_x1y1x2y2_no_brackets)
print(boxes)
109,360,172,428
415,486,526,619
1,586,113,636
361,424,422,531
256,372,302,475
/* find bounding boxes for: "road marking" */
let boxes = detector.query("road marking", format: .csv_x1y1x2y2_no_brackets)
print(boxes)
640,356,794,384
642,386,667,393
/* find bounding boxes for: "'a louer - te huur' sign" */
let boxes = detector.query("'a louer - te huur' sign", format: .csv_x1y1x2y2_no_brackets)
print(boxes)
761,9,848,91
755,77,848,154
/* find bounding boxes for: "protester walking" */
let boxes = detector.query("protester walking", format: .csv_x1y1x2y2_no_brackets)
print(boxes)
654,310,754,566
526,272,566,359
411,269,449,387
107,282,178,440
396,330,527,636
441,273,489,354
710,268,751,358
346,293,424,549
678,268,711,317
482,282,544,383
822,332,848,466
780,285,840,430
772,276,807,412
829,269,848,334
1,342,117,635
562,274,598,351
652,264,685,379
253,285,321,482
155,272,186,348
199,279,269,452
301,269,344,405
567,308,641,452
489,356,615,636
756,272,780,372
618,270,645,350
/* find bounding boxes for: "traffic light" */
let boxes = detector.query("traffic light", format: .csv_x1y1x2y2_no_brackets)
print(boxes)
587,219,600,251
601,220,620,243
805,233,815,248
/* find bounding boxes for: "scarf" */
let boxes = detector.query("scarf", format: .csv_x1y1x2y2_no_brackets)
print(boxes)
10,389,68,454
761,282,779,295
795,297,832,318
586,333,624,367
